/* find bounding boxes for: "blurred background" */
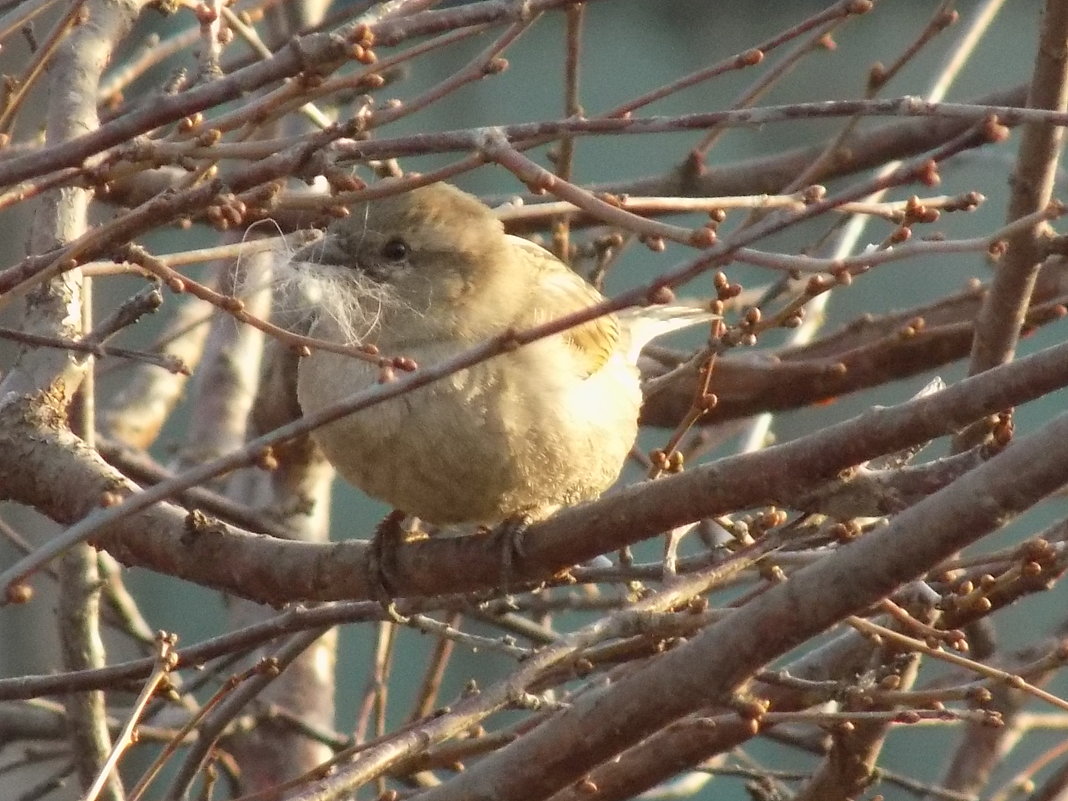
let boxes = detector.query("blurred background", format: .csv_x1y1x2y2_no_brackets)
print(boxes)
1,1,1063,798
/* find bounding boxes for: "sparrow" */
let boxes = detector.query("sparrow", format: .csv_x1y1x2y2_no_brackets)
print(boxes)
291,182,715,531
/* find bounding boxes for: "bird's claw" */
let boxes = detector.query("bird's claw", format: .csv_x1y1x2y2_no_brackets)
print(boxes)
497,513,533,594
369,510,410,623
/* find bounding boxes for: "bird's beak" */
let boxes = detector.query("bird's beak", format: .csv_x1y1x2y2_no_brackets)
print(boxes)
292,233,349,268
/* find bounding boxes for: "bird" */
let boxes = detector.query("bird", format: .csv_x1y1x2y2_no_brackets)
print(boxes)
289,182,715,558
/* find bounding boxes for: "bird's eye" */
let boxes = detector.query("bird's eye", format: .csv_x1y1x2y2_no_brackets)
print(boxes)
381,238,409,261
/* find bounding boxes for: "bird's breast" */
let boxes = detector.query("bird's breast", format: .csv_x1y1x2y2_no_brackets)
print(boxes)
297,335,642,525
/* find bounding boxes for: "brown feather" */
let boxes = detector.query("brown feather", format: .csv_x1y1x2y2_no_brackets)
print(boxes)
506,235,622,377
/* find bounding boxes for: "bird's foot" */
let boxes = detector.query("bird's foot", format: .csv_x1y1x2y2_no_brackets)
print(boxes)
369,510,410,623
496,513,533,595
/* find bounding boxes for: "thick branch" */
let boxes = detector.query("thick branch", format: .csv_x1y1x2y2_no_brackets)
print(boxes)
967,0,1068,376
2,335,1068,606
406,410,1068,801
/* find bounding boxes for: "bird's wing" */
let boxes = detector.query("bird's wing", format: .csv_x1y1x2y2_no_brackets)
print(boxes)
506,235,621,377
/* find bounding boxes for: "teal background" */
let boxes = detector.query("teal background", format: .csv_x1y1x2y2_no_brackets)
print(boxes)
2,2,1066,799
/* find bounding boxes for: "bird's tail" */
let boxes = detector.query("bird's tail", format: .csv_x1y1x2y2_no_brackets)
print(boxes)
617,303,718,363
